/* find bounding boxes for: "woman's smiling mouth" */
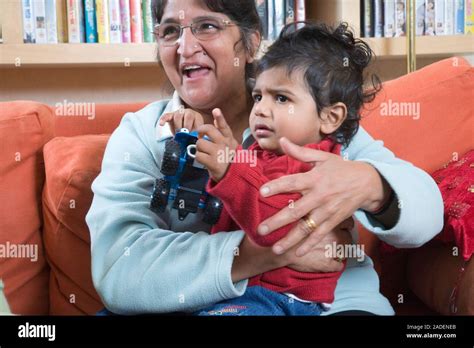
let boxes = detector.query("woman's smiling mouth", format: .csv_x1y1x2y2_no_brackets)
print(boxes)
181,63,212,80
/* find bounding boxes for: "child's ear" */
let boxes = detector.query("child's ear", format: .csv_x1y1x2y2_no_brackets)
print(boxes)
319,103,347,135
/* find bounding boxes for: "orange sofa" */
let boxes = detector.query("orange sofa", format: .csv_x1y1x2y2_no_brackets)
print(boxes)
0,57,472,315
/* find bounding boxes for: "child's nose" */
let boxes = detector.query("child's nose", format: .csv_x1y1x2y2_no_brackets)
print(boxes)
254,100,271,118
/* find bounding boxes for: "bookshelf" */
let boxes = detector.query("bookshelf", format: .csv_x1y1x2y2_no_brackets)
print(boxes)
1,0,473,68
308,0,474,58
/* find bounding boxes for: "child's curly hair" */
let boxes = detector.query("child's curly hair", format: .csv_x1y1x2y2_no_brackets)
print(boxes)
256,22,382,147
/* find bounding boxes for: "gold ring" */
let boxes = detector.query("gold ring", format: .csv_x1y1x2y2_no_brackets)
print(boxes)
302,215,317,234
334,257,345,263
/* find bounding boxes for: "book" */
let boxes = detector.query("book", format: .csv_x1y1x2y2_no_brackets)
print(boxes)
416,0,425,35
22,0,36,43
425,0,436,35
384,0,396,37
109,0,122,43
295,0,306,29
268,0,276,39
84,0,98,43
275,0,285,37
120,0,131,43
285,0,295,25
362,0,374,37
56,0,68,42
45,0,58,43
466,0,474,34
434,0,445,35
66,0,85,43
33,0,48,43
130,0,143,43
455,0,465,34
96,0,109,43
445,0,455,35
395,0,406,37
256,0,268,39
295,0,306,22
374,0,384,37
142,0,153,42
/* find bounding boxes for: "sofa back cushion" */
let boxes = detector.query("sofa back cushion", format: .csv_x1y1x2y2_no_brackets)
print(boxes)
53,102,148,137
42,135,110,315
361,57,473,173
0,101,54,314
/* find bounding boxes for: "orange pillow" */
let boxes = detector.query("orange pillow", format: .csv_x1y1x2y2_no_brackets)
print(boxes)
42,135,108,315
0,101,54,314
361,57,473,174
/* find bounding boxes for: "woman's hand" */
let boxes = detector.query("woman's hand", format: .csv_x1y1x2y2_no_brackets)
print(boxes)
286,217,354,273
258,137,391,257
196,109,239,182
158,108,205,134
231,217,354,282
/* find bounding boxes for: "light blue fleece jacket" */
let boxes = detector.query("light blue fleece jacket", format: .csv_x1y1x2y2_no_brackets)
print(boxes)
86,92,444,315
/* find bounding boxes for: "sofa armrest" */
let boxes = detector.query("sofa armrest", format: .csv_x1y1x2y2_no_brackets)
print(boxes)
407,242,474,315
0,100,54,314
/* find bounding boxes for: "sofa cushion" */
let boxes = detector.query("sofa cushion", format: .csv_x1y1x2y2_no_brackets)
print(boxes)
54,102,148,137
361,57,473,174
42,135,109,315
0,101,54,314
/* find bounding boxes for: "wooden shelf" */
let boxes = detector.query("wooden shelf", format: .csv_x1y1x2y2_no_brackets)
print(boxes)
366,35,474,58
1,35,471,68
0,43,159,68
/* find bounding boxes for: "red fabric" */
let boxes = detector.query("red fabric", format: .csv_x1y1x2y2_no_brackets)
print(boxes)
209,139,343,303
431,149,474,261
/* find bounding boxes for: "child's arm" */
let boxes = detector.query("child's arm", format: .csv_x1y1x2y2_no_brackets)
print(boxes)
207,156,303,247
197,109,302,247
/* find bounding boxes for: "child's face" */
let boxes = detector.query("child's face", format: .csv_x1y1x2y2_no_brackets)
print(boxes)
250,67,322,154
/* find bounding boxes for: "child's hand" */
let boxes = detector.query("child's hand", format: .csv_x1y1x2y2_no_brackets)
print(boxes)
158,108,204,135
196,108,239,183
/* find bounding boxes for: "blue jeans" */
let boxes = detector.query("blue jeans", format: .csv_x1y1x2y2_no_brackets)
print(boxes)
194,286,323,316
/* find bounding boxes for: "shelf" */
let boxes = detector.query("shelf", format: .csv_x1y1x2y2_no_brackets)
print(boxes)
0,35,472,68
365,36,474,58
0,43,159,68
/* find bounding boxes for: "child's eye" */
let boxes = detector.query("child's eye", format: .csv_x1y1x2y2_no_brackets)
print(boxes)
276,95,288,103
253,94,262,102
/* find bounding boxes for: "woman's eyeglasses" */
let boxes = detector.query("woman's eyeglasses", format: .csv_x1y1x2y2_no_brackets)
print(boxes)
154,17,235,47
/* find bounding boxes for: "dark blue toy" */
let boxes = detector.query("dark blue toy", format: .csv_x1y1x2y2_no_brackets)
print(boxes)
150,128,223,224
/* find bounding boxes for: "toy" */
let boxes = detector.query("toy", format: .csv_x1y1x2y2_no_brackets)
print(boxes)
150,128,223,224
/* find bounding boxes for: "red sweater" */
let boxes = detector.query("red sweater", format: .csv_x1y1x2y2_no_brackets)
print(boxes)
208,139,344,303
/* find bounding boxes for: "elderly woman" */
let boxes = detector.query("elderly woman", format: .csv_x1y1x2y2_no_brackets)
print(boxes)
86,0,443,316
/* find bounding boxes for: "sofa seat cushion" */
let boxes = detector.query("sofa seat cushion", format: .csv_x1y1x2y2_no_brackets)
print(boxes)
0,101,54,314
42,135,109,315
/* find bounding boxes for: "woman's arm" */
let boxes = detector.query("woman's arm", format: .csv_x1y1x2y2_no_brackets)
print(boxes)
257,126,443,255
86,107,254,314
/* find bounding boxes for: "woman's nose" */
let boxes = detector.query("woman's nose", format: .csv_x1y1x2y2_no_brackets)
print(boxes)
177,28,202,57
